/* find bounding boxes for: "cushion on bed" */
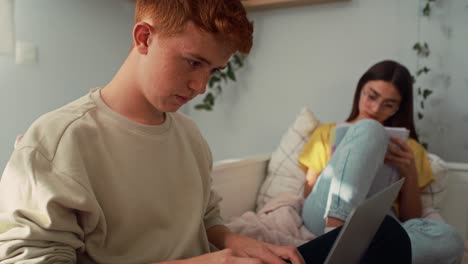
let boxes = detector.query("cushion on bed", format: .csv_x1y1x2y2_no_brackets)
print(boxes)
256,107,449,213
256,107,319,211
421,153,448,210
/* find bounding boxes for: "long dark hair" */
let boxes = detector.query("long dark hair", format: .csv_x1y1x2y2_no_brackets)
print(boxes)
345,60,419,141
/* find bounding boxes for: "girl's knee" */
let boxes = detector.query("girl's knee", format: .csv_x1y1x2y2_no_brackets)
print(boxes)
351,119,388,145
354,119,385,133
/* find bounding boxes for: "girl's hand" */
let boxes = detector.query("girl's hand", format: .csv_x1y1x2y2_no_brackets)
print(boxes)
384,137,417,178
385,137,423,220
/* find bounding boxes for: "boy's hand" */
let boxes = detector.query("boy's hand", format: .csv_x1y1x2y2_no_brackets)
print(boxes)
156,245,303,264
225,234,305,264
156,249,265,264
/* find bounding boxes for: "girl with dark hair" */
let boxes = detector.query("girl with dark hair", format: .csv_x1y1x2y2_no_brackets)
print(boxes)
346,60,418,139
299,60,464,263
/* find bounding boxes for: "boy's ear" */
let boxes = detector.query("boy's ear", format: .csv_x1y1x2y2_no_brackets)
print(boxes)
133,22,153,55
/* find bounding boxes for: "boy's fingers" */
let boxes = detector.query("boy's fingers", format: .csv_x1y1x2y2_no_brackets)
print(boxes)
270,245,305,264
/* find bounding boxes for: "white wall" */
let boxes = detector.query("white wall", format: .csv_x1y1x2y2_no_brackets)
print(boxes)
188,0,468,163
0,0,466,171
446,0,468,162
0,0,135,169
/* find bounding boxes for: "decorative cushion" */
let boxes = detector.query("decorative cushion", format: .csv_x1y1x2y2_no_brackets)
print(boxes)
421,153,449,210
255,107,449,213
256,107,320,211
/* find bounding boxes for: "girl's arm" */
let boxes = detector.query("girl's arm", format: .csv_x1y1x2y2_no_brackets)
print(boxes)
304,169,320,198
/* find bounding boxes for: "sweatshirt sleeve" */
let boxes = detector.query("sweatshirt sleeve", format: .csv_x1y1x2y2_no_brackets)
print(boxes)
203,187,224,229
199,137,224,230
0,147,93,263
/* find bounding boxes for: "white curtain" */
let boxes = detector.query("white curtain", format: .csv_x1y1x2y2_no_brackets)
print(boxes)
0,0,15,55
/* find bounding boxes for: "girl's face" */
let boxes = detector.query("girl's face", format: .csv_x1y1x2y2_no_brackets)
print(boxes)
356,80,401,124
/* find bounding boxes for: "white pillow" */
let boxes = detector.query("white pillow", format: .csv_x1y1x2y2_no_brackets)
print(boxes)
421,153,448,210
256,107,320,211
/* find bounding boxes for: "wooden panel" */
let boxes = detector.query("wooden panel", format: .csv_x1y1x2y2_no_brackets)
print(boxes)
241,0,349,11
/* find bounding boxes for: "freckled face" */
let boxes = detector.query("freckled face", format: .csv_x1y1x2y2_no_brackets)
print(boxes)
139,22,233,113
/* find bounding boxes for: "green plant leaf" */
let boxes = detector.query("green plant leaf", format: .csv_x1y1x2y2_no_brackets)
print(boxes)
194,104,212,111
413,42,430,57
422,142,429,150
208,75,221,88
204,92,215,105
226,63,236,81
421,101,425,109
418,112,424,120
416,66,431,76
423,89,433,99
418,87,422,95
423,2,431,16
220,72,228,83
233,54,244,67
423,43,430,57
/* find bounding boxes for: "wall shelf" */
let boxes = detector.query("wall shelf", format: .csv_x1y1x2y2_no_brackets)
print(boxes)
241,0,349,11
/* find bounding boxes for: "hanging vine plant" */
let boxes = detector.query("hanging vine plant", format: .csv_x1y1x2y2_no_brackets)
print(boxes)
412,41,432,121
422,0,437,16
412,0,437,149
194,53,246,111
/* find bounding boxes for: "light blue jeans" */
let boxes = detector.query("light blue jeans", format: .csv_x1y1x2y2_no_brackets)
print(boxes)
302,119,464,264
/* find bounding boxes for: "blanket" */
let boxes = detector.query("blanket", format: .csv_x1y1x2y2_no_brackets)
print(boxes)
226,193,315,247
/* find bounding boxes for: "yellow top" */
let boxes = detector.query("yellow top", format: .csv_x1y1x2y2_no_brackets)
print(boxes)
299,123,434,190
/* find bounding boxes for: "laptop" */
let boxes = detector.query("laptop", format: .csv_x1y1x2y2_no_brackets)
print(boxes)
321,178,405,264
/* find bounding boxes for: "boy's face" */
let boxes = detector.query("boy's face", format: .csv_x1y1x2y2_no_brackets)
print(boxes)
137,21,234,113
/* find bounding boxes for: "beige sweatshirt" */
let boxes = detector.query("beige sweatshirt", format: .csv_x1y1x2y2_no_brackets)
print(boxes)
0,88,223,263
